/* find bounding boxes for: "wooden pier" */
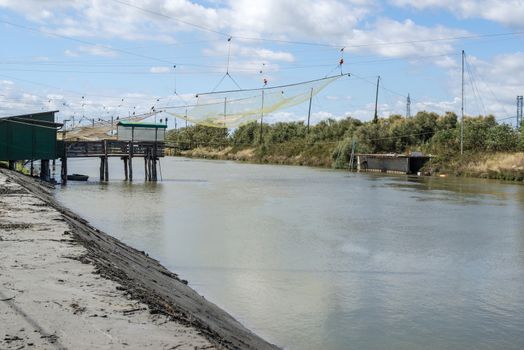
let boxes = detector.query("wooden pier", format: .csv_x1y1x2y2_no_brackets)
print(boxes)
60,140,165,184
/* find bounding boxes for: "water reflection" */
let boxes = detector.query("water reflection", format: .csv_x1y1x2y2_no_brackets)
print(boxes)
55,158,524,350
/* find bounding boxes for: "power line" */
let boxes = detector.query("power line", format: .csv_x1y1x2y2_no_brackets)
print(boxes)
464,57,512,117
0,53,458,73
236,30,524,49
108,0,524,49
0,19,173,65
109,0,230,37
464,58,488,116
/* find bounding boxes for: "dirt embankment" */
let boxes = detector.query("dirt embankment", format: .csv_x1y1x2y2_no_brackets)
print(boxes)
0,169,279,350
174,147,524,182
175,145,334,167
426,152,524,181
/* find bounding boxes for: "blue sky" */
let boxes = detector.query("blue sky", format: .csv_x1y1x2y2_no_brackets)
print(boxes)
0,0,523,128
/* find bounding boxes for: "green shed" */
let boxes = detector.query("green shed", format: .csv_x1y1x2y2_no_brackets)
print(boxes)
0,111,62,178
0,110,61,161
117,120,167,142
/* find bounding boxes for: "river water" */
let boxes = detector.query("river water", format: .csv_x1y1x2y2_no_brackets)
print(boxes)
54,157,524,350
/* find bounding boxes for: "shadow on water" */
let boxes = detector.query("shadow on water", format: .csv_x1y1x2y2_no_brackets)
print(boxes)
366,173,522,205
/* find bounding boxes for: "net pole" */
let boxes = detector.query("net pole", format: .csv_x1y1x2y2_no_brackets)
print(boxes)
223,97,227,142
307,88,313,133
461,50,465,155
260,90,265,145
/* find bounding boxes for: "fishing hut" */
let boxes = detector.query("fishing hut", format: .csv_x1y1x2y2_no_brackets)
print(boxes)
61,121,166,183
117,121,166,182
0,111,62,180
355,153,430,175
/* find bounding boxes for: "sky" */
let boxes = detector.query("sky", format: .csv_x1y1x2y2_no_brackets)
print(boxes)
1,0,524,128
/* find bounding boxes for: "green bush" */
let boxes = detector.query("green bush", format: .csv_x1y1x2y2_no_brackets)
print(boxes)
167,113,522,168
485,124,519,152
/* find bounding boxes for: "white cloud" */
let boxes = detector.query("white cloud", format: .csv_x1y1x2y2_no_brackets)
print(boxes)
150,66,171,73
0,0,469,64
64,49,79,57
241,48,294,63
64,45,117,58
390,0,524,28
0,79,164,121
395,53,524,119
227,0,372,40
1,0,520,126
345,18,468,58
77,45,118,57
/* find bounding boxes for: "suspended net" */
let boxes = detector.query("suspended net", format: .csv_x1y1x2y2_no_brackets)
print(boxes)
62,112,161,140
163,74,346,128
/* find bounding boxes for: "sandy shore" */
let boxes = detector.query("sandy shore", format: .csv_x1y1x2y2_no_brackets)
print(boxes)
0,169,278,350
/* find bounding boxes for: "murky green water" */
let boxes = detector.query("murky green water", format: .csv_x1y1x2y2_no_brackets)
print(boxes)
54,157,524,350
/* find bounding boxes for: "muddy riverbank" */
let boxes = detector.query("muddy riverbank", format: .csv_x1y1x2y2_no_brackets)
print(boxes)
0,168,278,350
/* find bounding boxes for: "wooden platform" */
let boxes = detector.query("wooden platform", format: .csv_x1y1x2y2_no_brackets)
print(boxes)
64,140,165,158
59,140,164,183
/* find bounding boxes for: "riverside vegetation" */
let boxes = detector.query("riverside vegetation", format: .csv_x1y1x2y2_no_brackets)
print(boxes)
166,112,524,181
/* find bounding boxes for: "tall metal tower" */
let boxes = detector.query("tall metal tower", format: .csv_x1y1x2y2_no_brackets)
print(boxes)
406,94,411,118
373,76,380,123
517,96,523,128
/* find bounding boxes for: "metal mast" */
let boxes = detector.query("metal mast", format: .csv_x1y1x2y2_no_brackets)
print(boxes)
260,90,265,144
373,76,380,123
307,88,313,133
406,93,411,118
460,50,465,155
517,96,523,128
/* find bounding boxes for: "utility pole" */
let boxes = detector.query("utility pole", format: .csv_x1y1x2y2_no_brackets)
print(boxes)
260,90,265,144
461,50,465,155
223,97,227,142
406,93,411,118
373,76,380,123
517,96,523,128
306,88,313,133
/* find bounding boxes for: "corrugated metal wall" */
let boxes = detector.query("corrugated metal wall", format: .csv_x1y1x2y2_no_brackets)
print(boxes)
117,125,165,142
0,112,58,160
357,155,430,174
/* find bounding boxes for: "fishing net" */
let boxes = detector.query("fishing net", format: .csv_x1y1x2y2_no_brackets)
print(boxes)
163,75,345,128
61,112,161,140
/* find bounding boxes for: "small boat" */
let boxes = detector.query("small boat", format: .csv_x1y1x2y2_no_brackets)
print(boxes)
67,174,89,181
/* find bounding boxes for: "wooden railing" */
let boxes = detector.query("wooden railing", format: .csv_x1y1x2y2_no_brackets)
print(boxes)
63,140,165,158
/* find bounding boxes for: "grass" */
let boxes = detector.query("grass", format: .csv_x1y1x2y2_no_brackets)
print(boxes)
426,152,524,181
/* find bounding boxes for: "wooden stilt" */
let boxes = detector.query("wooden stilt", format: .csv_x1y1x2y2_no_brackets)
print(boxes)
153,142,158,181
103,140,109,181
128,141,133,182
61,157,68,185
148,155,153,181
99,156,105,181
61,141,68,185
152,158,157,181
123,157,128,181
104,156,109,181
144,155,148,181
40,160,50,181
